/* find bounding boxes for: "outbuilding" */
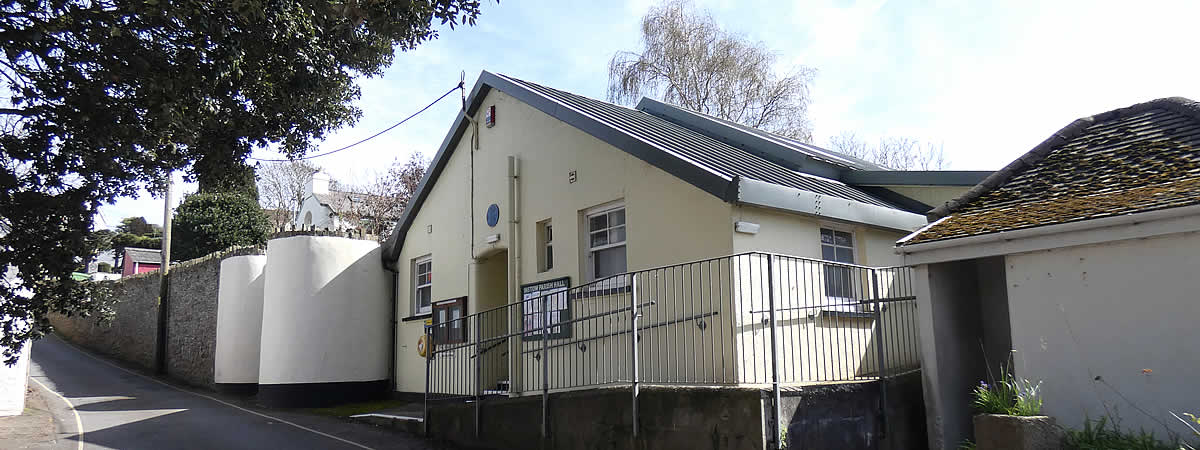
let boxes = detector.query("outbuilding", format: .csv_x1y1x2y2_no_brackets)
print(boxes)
897,97,1200,449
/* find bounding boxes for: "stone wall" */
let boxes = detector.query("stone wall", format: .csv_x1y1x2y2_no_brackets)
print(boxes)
50,246,263,388
781,371,927,450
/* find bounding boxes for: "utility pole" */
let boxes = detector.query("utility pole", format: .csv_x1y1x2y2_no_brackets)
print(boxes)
155,172,173,375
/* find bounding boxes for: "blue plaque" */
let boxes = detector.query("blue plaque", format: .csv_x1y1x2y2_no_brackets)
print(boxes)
486,204,500,227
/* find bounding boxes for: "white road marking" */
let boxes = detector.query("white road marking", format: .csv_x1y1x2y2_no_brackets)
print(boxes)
49,337,374,450
349,413,423,422
29,376,84,450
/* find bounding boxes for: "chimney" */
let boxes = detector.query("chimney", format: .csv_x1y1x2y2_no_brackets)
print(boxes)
306,172,330,195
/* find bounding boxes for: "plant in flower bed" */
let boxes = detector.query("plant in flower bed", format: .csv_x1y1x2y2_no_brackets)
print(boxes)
972,365,1043,416
1063,416,1180,450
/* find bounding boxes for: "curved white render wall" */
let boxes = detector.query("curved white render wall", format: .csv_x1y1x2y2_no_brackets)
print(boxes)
213,255,267,391
259,236,390,406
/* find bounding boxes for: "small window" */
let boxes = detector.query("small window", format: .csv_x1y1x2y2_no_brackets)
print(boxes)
413,255,432,314
432,297,467,345
586,205,626,281
820,228,856,299
537,219,554,273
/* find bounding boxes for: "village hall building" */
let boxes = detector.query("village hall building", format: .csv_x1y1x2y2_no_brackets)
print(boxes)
380,71,989,398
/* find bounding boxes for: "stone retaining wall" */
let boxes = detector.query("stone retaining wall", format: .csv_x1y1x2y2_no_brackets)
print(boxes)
50,246,263,388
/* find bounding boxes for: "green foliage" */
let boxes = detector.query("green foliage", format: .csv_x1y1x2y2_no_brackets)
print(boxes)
0,0,487,363
172,193,269,261
1174,412,1199,450
117,218,162,237
971,354,1043,416
1064,416,1179,450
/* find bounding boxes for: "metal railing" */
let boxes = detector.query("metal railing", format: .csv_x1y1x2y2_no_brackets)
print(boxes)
423,252,919,446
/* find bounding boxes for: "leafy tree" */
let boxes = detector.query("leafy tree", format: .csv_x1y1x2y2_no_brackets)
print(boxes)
171,193,270,261
828,132,950,170
117,217,161,238
0,0,486,362
608,0,815,141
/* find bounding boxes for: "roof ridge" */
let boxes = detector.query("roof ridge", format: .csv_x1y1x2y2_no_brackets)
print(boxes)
928,96,1200,220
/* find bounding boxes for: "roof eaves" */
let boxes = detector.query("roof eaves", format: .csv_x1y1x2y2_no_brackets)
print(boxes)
927,97,1200,221
841,171,993,186
736,177,927,232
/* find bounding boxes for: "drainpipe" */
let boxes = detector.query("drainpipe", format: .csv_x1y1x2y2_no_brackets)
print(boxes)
506,156,522,395
383,262,399,394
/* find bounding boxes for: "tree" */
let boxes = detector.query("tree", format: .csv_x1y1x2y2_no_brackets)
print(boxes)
172,193,270,261
256,160,321,229
117,218,161,238
829,132,950,170
338,153,428,238
0,1,486,363
608,0,815,141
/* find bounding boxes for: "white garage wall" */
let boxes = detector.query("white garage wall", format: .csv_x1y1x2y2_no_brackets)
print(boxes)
260,236,390,385
0,341,29,416
1005,231,1200,437
214,255,267,385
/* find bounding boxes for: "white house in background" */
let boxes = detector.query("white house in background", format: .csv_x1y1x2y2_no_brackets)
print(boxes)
897,97,1200,449
294,172,399,232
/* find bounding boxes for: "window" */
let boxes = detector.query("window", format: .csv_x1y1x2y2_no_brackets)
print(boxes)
537,219,554,272
413,255,432,314
586,205,626,280
432,297,467,345
820,228,856,299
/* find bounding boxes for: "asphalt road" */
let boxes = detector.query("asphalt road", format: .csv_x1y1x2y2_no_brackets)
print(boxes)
29,335,440,450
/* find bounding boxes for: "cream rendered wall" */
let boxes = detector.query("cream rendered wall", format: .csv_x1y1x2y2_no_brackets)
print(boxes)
877,185,971,209
729,207,916,384
1004,232,1200,437
0,339,29,416
394,89,734,394
297,196,340,230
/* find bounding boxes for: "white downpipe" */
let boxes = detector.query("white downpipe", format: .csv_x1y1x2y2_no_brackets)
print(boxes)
506,155,522,395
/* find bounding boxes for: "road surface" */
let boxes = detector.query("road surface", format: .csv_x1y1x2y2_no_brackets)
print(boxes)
29,335,437,450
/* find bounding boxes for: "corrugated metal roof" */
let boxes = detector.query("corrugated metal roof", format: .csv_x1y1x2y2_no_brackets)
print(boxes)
901,97,1200,245
501,75,894,208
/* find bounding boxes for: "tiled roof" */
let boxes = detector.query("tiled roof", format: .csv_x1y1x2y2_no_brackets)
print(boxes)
125,247,161,264
901,97,1200,245
503,76,895,208
312,190,401,219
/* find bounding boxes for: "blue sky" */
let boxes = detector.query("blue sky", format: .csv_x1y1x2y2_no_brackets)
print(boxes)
97,0,1200,228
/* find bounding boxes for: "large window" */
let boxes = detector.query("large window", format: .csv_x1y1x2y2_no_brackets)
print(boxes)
413,255,432,314
820,228,856,299
586,205,626,280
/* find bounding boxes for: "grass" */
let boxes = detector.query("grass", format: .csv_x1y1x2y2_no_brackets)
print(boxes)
1064,417,1180,450
305,399,419,418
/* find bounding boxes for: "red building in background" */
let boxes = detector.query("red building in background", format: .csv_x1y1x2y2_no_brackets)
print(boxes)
121,247,162,276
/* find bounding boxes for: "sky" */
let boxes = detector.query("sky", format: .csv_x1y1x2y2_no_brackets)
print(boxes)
96,0,1200,229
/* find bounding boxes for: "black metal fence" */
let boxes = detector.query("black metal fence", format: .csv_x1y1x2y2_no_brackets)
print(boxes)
423,252,918,446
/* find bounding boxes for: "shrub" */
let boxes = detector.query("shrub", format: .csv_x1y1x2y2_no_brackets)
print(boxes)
171,192,269,261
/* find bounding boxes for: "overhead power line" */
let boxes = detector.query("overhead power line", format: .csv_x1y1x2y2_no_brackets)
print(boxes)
250,82,464,162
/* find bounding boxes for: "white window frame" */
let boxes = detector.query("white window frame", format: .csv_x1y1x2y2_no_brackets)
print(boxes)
819,226,859,302
584,202,627,284
538,219,554,273
413,255,433,315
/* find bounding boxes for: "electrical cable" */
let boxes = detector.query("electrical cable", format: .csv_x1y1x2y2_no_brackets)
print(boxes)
250,82,464,162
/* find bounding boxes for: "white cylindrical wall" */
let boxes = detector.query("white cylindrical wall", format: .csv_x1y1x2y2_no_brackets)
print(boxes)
259,236,390,405
0,340,29,416
213,255,267,390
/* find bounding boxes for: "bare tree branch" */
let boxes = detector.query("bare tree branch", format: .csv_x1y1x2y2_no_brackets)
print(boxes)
828,131,951,170
607,0,814,141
